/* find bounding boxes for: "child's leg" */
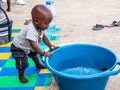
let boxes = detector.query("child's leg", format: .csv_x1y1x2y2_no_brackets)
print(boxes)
18,68,28,83
32,55,46,69
6,0,10,12
11,44,29,83
15,57,29,83
28,52,46,69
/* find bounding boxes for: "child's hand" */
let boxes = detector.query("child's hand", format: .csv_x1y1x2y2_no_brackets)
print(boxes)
44,52,52,57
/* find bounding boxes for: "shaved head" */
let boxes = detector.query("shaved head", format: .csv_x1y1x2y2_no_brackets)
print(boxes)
31,4,53,22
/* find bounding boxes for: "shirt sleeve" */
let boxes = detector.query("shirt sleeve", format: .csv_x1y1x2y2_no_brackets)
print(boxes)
26,28,37,42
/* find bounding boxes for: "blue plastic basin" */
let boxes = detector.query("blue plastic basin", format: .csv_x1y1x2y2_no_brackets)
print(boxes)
45,44,120,90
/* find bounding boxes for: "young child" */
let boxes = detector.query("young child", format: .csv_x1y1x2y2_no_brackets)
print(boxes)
10,4,56,83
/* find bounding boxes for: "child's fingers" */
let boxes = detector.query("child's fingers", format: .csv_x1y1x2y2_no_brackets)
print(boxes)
44,52,52,57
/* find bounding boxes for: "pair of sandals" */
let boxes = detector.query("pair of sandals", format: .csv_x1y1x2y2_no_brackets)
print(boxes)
92,21,120,30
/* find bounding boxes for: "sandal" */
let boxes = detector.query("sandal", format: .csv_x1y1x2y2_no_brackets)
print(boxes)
106,21,120,27
92,24,105,30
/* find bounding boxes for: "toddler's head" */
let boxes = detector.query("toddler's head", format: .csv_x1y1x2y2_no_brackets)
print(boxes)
31,4,53,30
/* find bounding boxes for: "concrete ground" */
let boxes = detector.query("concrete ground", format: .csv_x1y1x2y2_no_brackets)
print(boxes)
2,0,120,90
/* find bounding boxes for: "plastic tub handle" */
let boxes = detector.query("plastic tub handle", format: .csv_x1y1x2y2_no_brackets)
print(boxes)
103,62,120,76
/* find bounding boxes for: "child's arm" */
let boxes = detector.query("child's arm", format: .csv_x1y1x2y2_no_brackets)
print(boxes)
43,35,56,50
43,35,52,47
29,40,52,57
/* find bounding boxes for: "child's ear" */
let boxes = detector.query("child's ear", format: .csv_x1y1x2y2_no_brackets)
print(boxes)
35,19,38,24
34,17,39,24
36,19,39,22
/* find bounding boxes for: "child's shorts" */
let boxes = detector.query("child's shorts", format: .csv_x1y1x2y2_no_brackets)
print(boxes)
10,44,37,70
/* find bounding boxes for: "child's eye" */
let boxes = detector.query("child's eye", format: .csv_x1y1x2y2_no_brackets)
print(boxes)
44,22,48,25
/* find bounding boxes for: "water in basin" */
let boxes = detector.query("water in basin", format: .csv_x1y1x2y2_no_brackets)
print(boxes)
61,67,102,75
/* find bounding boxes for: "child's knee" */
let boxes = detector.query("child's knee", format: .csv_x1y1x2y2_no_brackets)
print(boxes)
15,57,29,70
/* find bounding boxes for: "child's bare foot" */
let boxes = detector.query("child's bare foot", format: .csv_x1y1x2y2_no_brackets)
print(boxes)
6,8,10,12
19,76,28,83
18,69,28,83
36,64,46,69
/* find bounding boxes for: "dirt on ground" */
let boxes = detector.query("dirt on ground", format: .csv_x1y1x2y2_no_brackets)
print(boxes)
2,0,120,90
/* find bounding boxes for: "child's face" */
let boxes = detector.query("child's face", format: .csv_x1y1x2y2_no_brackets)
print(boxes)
37,16,52,30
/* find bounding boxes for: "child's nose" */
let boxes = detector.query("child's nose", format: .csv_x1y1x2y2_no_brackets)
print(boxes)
46,24,50,28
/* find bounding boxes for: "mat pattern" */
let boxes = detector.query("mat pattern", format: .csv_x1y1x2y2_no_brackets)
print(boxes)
0,26,62,90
